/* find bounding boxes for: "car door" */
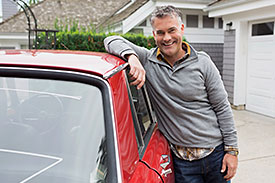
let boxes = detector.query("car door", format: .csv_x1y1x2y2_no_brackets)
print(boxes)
125,72,174,183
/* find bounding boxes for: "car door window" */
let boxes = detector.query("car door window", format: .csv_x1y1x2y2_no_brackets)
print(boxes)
125,71,156,156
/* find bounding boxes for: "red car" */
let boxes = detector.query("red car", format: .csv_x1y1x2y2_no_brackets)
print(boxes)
0,50,174,183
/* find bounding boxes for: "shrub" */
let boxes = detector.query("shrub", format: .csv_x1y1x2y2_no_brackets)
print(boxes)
36,32,157,52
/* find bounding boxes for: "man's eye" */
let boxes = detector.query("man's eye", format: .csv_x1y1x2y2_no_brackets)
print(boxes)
156,31,164,35
169,29,176,33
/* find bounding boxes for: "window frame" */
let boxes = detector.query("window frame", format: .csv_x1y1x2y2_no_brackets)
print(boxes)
203,15,215,28
218,18,223,29
251,21,274,37
186,14,199,28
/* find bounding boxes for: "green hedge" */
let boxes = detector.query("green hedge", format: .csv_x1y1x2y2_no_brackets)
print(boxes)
36,32,157,52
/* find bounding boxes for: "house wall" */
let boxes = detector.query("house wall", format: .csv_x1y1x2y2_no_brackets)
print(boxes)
182,9,224,44
208,0,275,107
1,0,17,21
191,43,224,75
222,30,236,103
0,32,30,49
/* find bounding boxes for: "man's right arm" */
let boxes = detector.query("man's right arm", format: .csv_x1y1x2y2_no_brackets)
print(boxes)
104,36,149,89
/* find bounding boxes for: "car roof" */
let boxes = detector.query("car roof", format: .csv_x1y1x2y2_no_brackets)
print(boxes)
0,50,125,76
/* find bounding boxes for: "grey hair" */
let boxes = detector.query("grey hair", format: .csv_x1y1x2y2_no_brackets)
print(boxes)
150,5,183,28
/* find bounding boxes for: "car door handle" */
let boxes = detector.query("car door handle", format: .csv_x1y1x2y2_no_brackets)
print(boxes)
160,154,170,169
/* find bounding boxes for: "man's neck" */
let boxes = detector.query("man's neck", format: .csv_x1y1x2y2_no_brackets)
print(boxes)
165,49,186,66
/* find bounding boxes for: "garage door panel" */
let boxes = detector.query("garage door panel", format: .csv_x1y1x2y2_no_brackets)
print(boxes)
248,87,272,98
249,40,273,51
249,59,273,73
250,54,272,60
247,20,275,118
247,94,272,107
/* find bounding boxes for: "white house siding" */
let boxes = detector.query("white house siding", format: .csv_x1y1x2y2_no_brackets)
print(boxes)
0,32,30,49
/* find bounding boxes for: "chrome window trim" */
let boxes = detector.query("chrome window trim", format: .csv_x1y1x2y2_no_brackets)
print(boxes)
0,67,122,183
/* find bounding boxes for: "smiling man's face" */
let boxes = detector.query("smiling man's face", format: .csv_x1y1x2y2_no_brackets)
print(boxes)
152,14,185,63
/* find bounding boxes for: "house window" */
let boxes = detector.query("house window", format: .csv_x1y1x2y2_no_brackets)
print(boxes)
20,45,28,49
252,22,274,36
218,18,223,29
186,15,198,28
129,28,144,34
139,20,147,26
203,16,214,28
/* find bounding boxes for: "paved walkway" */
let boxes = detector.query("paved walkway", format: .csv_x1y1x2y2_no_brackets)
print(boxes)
232,110,275,183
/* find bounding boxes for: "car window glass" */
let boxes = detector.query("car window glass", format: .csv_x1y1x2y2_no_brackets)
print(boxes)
0,77,107,183
125,70,154,141
130,84,151,136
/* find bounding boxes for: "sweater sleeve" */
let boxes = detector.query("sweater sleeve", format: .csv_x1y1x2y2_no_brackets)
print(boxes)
104,35,151,64
200,52,238,148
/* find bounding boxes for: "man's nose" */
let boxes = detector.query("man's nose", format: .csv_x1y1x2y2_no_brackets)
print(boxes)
163,33,171,41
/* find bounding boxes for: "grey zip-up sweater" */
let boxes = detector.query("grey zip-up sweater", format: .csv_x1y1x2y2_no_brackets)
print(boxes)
104,36,238,148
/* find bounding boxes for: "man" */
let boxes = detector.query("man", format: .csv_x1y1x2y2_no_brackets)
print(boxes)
104,5,238,183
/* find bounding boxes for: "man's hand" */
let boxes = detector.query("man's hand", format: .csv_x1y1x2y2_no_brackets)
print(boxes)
221,153,238,181
127,54,146,89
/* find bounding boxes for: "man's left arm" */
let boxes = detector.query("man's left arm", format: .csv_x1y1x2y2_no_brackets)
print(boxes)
202,53,238,181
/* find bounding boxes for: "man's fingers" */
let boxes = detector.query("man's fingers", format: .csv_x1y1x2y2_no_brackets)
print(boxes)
221,162,226,173
224,169,236,181
127,54,146,89
130,73,145,89
129,66,136,77
131,75,145,89
222,154,238,181
224,162,237,181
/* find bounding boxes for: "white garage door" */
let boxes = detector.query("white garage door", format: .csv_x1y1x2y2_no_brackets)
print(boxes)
247,20,275,117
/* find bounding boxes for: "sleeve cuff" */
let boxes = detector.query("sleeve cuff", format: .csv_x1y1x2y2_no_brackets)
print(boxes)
224,145,239,152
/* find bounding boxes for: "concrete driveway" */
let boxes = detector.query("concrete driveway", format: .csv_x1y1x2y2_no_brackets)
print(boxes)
232,109,275,183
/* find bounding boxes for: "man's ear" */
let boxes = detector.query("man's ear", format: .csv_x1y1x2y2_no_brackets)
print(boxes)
181,24,184,33
152,31,157,41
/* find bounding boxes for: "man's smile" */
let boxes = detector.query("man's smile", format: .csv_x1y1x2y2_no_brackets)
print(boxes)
162,41,176,47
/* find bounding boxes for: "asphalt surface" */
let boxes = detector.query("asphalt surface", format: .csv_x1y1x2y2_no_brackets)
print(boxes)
232,109,275,183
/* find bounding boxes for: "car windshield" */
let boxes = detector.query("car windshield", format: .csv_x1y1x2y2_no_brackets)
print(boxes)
0,77,107,183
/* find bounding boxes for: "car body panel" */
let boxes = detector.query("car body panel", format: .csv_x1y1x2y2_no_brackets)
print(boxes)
129,161,161,183
142,129,175,183
107,71,140,181
0,50,124,77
